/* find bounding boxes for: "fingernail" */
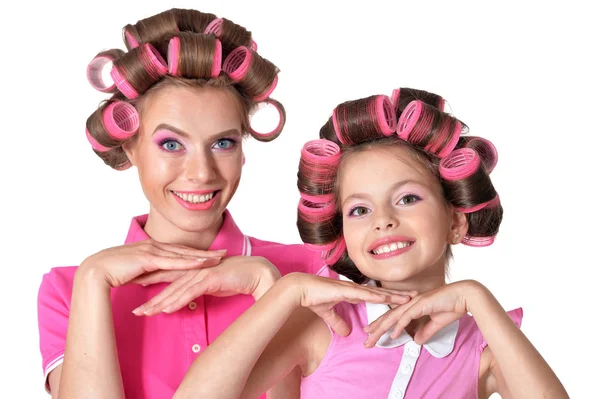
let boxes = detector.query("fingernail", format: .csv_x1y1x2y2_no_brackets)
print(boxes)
132,307,142,315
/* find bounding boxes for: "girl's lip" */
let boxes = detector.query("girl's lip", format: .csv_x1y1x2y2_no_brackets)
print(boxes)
171,190,220,211
367,235,416,252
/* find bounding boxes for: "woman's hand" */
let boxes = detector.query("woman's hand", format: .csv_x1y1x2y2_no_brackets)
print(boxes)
283,273,417,337
132,256,281,315
78,239,226,288
363,280,482,347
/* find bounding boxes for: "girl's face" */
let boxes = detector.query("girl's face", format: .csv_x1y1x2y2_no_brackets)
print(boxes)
125,85,244,233
339,145,463,285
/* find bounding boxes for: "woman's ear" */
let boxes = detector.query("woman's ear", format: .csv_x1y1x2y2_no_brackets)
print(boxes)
448,208,469,244
121,136,138,167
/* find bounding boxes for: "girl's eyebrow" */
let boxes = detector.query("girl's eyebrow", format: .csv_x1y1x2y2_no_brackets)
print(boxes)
152,124,241,140
341,179,426,207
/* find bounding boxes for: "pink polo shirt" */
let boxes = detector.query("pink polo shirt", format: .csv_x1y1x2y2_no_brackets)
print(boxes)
301,300,523,398
38,210,330,398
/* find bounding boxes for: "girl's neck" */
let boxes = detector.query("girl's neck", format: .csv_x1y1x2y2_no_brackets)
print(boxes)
378,261,447,295
143,208,223,250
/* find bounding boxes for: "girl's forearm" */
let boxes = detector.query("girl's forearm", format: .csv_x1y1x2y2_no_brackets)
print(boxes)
469,285,568,398
58,266,124,399
174,273,302,399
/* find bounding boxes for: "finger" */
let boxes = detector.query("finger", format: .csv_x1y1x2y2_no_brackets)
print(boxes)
413,312,460,345
133,271,199,315
131,270,186,285
152,241,227,258
319,308,351,337
142,255,215,273
390,300,427,339
162,279,211,314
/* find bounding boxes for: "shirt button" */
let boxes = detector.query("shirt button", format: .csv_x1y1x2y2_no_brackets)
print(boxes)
192,344,201,353
188,302,197,310
401,364,412,374
394,390,404,398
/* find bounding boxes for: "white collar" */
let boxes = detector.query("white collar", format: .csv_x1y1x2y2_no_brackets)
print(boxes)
365,282,459,358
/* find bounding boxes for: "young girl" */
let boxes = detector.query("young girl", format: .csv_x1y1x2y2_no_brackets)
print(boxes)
156,88,569,398
36,8,358,399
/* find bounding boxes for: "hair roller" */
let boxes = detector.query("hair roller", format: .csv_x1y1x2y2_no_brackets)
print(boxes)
462,235,496,247
439,148,480,181
85,101,139,154
122,9,179,51
204,17,253,54
167,33,222,78
458,136,498,174
247,98,286,142
111,43,168,99
223,46,279,101
391,87,445,117
332,95,397,145
397,100,461,158
297,201,341,248
297,139,341,199
87,49,125,93
174,9,217,33
323,238,347,266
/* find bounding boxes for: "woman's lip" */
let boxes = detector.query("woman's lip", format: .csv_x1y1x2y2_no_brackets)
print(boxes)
171,190,220,211
367,235,416,252
370,243,415,260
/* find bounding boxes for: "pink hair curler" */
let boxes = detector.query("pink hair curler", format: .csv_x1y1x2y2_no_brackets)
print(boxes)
254,75,278,101
426,118,462,158
397,100,422,140
85,128,111,152
102,102,140,140
463,136,498,174
391,88,400,111
302,139,342,164
300,192,335,204
376,95,397,136
125,30,139,49
167,36,181,76
332,109,347,145
251,39,258,51
223,46,252,82
248,98,286,141
204,18,223,36
87,55,116,93
438,96,446,112
461,235,496,247
298,198,337,221
455,195,500,213
323,238,347,266
110,66,139,99
439,148,481,181
142,43,168,80
211,39,223,78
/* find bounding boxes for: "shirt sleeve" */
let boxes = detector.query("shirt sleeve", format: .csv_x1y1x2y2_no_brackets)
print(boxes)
38,268,74,392
479,307,524,352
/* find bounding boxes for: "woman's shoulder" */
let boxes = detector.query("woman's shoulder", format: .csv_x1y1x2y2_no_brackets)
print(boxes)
39,266,79,297
248,237,334,277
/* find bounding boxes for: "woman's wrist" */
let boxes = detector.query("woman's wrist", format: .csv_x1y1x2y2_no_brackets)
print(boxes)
252,259,282,300
75,258,112,292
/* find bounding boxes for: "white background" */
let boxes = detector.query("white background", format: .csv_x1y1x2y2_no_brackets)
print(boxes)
1,1,598,397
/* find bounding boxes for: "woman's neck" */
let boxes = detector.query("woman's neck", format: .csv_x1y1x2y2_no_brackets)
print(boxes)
143,208,223,250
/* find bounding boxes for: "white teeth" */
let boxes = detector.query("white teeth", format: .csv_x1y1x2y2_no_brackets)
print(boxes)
372,242,411,255
173,191,215,204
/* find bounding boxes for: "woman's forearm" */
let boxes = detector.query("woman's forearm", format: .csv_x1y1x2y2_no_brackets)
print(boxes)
174,273,302,399
469,285,568,398
58,266,124,399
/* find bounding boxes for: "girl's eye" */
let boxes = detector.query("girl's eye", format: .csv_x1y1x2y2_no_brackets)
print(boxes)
349,206,371,217
213,138,237,150
398,194,421,205
161,139,183,152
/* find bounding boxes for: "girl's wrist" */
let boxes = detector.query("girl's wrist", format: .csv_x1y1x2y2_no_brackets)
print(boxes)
463,280,499,316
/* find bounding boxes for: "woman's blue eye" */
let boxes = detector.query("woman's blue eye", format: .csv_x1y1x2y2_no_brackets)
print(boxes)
349,206,371,217
161,140,183,152
398,194,421,205
213,138,236,149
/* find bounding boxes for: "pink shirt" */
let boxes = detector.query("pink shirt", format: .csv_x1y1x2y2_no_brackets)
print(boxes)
301,299,523,398
38,211,329,398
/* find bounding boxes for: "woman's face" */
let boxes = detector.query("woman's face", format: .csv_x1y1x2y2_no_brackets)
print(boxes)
338,146,458,285
125,85,244,233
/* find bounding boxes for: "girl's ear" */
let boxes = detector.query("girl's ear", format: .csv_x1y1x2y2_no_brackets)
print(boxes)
448,208,469,244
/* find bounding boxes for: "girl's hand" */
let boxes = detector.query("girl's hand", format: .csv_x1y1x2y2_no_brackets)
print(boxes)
283,273,417,337
363,280,483,347
132,256,281,315
78,239,226,288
